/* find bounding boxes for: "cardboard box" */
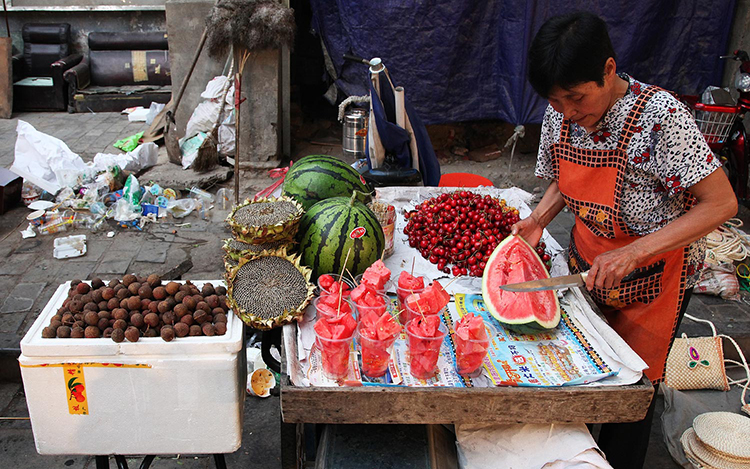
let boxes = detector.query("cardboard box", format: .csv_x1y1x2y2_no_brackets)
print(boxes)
19,281,244,455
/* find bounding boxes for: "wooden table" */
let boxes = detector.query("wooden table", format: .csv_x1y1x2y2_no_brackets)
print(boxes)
280,323,654,425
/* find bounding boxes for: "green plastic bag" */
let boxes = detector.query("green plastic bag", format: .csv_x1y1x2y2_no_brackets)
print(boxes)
122,174,142,209
114,132,144,152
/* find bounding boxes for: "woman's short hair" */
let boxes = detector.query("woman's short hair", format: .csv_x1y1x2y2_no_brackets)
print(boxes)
528,11,616,99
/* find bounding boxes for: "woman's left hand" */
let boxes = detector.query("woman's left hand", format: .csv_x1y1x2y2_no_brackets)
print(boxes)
586,245,644,290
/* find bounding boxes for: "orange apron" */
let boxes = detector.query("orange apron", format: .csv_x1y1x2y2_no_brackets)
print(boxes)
551,85,691,383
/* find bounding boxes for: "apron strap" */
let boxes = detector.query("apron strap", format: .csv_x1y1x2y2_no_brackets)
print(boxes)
616,85,664,152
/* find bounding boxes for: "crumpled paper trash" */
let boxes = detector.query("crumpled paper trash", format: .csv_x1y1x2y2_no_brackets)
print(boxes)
455,423,612,469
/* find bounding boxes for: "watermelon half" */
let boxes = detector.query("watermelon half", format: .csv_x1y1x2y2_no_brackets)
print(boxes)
481,235,560,335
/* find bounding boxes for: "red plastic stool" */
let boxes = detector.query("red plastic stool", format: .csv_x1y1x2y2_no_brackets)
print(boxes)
438,172,494,187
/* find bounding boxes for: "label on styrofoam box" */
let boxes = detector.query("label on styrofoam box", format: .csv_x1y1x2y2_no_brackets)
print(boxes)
20,280,242,358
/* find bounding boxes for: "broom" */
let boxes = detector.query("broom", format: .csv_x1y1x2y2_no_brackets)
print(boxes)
192,59,234,172
205,0,295,203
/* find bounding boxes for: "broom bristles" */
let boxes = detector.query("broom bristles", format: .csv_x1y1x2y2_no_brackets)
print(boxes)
192,129,220,172
206,0,295,59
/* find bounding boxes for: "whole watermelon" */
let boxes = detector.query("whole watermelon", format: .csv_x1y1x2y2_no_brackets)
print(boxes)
282,155,372,211
298,192,385,281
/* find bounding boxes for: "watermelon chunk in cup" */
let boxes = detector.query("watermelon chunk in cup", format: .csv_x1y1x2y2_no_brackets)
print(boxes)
403,280,450,324
314,296,356,323
453,313,491,377
396,271,427,324
314,314,357,380
351,288,390,321
406,316,448,380
357,309,401,378
317,274,355,298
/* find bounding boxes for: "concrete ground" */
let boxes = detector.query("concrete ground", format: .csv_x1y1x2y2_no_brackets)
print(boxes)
0,110,748,468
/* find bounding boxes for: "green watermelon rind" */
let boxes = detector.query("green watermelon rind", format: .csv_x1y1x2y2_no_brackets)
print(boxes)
481,235,561,333
282,155,372,211
297,193,385,281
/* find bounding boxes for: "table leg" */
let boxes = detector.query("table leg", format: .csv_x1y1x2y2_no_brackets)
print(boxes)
213,453,227,469
114,455,128,469
95,456,109,469
138,455,156,469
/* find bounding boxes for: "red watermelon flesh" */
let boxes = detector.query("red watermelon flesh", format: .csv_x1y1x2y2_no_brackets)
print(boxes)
319,294,353,314
362,260,391,290
357,311,400,377
406,315,446,379
454,313,490,375
351,283,376,304
398,271,425,291
318,274,335,291
481,235,560,335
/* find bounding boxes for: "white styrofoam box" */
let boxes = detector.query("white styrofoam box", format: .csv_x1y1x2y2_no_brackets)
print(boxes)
19,280,245,455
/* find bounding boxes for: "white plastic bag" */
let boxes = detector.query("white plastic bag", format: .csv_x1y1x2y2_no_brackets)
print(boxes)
184,76,234,140
11,120,88,194
167,199,196,218
180,133,207,169
218,112,235,156
92,143,158,173
694,263,740,301
145,102,166,125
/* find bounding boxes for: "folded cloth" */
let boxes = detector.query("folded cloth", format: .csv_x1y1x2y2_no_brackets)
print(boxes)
456,423,611,469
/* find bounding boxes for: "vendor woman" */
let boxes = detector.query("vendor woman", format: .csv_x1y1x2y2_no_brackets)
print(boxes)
512,11,737,469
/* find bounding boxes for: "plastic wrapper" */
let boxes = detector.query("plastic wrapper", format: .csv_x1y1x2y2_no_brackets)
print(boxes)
167,199,196,218
694,263,740,301
180,133,206,170
113,132,144,152
122,174,142,208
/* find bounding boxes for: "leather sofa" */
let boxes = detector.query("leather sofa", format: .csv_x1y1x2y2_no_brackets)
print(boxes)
64,31,171,113
12,23,83,112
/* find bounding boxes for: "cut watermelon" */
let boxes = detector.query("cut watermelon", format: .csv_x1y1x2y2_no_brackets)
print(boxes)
454,313,490,376
481,235,560,335
351,282,377,304
361,259,391,291
396,272,427,324
357,311,401,377
406,316,447,379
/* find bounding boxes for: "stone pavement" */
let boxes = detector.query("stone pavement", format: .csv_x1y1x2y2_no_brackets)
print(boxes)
0,110,748,467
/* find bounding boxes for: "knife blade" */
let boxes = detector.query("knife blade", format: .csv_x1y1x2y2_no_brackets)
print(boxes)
499,272,588,292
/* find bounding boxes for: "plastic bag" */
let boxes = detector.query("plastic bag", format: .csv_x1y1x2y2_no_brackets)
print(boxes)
92,143,158,173
180,133,207,169
167,199,196,218
11,120,89,194
112,198,142,222
145,102,166,125
114,132,144,152
218,112,236,156
122,174,142,208
694,263,740,301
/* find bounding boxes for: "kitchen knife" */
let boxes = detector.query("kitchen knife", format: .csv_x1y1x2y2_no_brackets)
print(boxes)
499,272,589,292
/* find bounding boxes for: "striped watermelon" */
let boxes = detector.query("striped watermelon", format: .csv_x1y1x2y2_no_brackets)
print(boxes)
282,155,372,210
298,192,385,281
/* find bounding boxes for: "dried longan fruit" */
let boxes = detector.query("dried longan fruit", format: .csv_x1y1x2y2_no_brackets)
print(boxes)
140,298,151,310
76,282,90,295
98,310,111,320
92,290,104,303
160,326,175,342
193,310,208,324
84,302,98,312
213,312,227,323
206,295,219,309
157,301,170,314
196,301,210,313
179,284,191,294
165,282,180,296
174,291,187,303
102,288,115,301
112,309,128,321
161,311,176,325
111,328,125,343
108,279,120,288
147,274,161,288
130,312,144,328
215,285,227,296
107,298,120,310
182,296,196,311
138,285,153,300
80,293,93,304
84,326,101,338
127,296,141,311
122,274,137,287
201,284,215,297
165,297,177,310
113,319,127,330
103,327,114,338
174,304,189,318
189,324,202,336
201,323,215,336
71,279,82,288
125,326,140,342
128,282,141,296
98,318,110,330
42,326,57,338
148,301,160,314
91,278,105,290
71,326,85,338
214,322,227,336
180,314,194,326
98,300,108,311
113,284,125,293
62,312,75,325
56,326,71,338
68,300,83,313
144,328,158,338
154,287,168,301
174,322,189,337
144,313,159,328
116,288,130,300
84,311,99,326
73,320,84,329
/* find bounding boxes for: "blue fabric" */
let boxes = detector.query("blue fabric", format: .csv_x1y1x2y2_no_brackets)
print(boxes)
367,71,442,186
310,1,736,125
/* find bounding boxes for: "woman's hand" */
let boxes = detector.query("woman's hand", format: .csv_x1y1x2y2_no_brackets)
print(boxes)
586,244,644,290
511,215,544,247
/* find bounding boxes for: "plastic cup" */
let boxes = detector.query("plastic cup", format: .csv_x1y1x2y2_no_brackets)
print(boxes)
454,334,491,377
396,275,427,324
406,319,448,380
316,274,356,297
357,322,400,378
315,329,354,380
313,296,356,322
352,292,392,323
403,292,447,325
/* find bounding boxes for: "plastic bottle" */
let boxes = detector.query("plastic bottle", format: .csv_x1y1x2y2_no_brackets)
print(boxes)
189,187,215,204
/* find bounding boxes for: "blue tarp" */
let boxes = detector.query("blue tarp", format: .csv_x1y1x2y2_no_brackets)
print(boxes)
310,1,736,125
